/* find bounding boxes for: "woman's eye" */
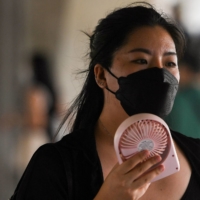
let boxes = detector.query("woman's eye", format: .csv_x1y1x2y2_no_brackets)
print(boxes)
133,59,147,64
166,62,177,67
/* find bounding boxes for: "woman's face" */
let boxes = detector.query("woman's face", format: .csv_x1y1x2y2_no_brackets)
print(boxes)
106,25,179,92
97,25,179,122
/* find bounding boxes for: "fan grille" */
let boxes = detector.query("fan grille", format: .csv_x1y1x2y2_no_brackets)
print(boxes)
119,119,170,161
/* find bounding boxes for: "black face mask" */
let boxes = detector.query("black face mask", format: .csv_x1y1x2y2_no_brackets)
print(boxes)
106,67,179,118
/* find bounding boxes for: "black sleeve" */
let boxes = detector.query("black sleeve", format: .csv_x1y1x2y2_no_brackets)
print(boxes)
10,144,68,200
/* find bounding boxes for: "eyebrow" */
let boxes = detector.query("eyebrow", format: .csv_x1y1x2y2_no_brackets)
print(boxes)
128,48,177,56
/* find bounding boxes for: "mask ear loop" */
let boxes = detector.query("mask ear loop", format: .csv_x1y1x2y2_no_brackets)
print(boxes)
104,67,119,95
105,86,115,94
106,67,119,79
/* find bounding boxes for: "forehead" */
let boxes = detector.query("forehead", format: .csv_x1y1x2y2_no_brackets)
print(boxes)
121,26,176,52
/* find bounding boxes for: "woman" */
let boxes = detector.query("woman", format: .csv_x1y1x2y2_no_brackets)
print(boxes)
11,2,200,200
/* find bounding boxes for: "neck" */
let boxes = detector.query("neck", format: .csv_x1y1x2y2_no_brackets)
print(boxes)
97,90,129,138
95,119,114,142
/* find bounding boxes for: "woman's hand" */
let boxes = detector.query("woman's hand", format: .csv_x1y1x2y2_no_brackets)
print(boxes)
94,150,164,200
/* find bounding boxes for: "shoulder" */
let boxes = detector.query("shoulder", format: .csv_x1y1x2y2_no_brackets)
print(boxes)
171,130,200,184
30,142,61,165
11,128,97,199
20,142,66,182
30,127,95,160
32,128,97,168
54,128,96,152
171,129,200,144
29,129,87,166
11,143,68,199
171,129,200,146
171,129,200,157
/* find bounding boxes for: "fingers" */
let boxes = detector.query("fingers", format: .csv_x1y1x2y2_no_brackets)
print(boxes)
131,164,165,189
124,154,163,184
119,150,150,173
100,152,164,200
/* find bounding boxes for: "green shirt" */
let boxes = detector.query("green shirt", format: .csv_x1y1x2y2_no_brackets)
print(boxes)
165,86,200,139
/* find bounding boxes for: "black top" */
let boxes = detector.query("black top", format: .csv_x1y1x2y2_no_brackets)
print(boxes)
10,127,200,200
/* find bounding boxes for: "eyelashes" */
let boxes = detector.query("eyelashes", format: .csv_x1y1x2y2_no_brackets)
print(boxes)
131,59,148,64
131,59,177,68
165,62,177,68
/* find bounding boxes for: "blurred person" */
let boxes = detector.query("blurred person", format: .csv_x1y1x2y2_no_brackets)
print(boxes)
10,2,200,200
31,53,58,141
165,40,200,138
14,53,58,178
14,83,50,178
165,2,200,138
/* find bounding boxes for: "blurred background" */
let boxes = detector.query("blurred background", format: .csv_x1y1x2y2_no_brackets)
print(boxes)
1,0,200,199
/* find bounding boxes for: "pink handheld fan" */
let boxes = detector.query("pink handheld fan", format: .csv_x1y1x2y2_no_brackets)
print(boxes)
114,113,180,182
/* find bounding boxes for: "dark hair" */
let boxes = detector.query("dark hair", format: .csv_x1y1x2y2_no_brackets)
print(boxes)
31,52,57,115
60,2,185,133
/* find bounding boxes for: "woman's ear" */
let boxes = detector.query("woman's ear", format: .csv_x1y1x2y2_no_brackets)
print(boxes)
94,64,107,88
